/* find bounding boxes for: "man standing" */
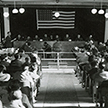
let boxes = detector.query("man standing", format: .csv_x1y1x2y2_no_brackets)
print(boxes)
4,31,13,48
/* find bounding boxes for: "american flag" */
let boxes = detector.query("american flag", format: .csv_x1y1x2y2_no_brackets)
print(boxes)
36,9,75,29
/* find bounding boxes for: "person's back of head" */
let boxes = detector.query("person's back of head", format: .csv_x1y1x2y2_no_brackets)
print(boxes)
31,56,36,63
7,31,11,36
14,53,19,60
25,57,29,62
8,79,22,92
90,60,98,68
99,62,105,70
44,42,48,45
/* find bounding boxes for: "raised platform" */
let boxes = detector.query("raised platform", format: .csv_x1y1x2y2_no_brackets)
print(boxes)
13,41,85,52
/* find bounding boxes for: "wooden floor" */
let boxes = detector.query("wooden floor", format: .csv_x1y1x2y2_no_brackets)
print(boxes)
33,71,96,108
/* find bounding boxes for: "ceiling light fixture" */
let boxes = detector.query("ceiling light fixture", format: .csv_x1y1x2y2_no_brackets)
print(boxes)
98,0,104,14
19,0,25,14
105,12,108,18
3,12,9,17
12,0,18,14
91,0,97,14
19,8,25,14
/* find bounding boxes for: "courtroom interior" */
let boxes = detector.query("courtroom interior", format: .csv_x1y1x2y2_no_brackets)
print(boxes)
0,0,108,108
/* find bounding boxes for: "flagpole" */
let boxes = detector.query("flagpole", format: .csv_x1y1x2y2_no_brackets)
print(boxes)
36,9,39,30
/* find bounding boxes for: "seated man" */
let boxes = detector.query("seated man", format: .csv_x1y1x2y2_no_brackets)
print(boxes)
19,42,33,52
63,34,71,41
8,53,23,77
0,64,10,82
3,79,33,108
0,54,10,69
42,42,52,58
75,34,83,41
93,62,108,83
4,31,13,48
53,40,63,59
87,60,98,79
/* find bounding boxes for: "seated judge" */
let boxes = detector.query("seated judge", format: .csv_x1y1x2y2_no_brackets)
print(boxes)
49,35,54,41
75,34,83,41
88,34,94,41
17,34,22,41
33,35,40,41
63,34,71,41
43,34,50,41
26,36,32,41
55,35,60,41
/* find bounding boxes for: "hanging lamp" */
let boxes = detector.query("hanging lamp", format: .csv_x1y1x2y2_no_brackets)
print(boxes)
98,0,104,14
12,0,18,14
91,0,97,14
105,12,108,18
19,0,25,14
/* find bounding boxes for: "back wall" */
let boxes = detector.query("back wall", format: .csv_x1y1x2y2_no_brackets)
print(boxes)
9,8,105,42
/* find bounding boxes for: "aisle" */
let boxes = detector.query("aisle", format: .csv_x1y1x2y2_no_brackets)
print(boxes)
34,72,96,108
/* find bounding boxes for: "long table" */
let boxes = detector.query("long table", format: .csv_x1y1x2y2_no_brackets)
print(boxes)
13,41,86,52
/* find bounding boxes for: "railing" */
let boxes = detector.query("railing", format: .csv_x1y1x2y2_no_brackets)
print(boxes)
37,51,76,69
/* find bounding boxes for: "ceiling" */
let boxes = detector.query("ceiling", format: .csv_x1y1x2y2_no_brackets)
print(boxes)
1,0,108,8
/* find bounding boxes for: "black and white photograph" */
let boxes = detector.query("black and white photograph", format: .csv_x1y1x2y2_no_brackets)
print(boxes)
0,0,108,108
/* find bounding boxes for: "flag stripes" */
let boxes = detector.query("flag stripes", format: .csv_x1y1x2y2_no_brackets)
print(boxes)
36,9,75,29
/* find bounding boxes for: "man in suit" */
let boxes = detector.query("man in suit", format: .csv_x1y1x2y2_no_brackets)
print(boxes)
42,42,52,58
4,31,12,48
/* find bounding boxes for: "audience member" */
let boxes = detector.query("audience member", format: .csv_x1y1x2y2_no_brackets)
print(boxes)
22,57,31,69
92,62,108,83
0,64,10,82
8,53,23,77
88,60,98,79
98,42,106,53
105,39,108,46
0,100,3,108
5,79,33,108
20,66,34,101
0,54,10,68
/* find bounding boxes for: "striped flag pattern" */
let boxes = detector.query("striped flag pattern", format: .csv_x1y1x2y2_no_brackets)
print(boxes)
36,9,75,29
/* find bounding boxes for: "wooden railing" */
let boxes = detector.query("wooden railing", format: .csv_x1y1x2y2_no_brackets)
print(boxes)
37,51,76,69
